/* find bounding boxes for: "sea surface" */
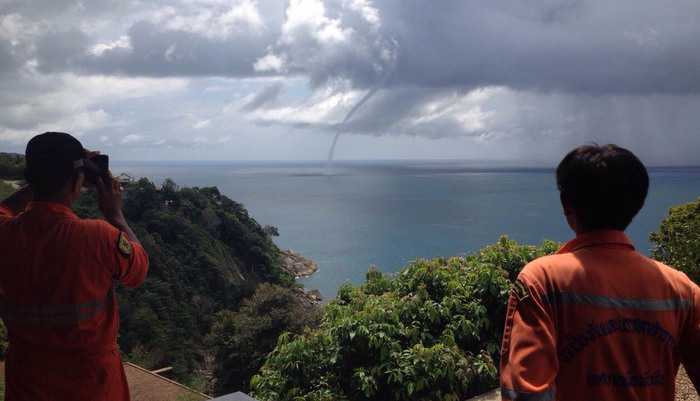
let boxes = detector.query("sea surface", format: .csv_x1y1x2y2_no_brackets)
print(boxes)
113,161,700,298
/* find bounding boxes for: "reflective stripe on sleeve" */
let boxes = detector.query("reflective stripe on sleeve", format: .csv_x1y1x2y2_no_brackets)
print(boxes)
0,288,114,327
501,387,555,401
543,291,691,311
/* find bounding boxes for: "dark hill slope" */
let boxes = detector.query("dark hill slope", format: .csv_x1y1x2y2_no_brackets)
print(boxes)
73,177,296,384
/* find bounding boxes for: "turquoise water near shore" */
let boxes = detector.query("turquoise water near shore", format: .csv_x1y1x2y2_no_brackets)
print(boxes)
114,161,700,298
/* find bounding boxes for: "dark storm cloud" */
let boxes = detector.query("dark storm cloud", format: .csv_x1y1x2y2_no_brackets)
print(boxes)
2,0,700,164
35,29,90,73
82,21,271,77
377,0,700,94
12,0,700,95
307,0,700,95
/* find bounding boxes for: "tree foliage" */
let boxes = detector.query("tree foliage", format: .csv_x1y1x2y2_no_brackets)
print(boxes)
72,177,298,386
208,283,320,394
651,197,700,283
251,237,559,401
0,153,24,181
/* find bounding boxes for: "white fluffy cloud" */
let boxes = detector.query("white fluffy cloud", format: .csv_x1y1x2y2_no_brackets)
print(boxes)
0,70,187,144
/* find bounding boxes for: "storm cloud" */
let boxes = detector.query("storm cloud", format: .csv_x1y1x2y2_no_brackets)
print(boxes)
1,0,699,163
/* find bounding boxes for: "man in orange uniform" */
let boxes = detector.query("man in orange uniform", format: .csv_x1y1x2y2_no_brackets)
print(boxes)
0,132,149,401
500,144,700,401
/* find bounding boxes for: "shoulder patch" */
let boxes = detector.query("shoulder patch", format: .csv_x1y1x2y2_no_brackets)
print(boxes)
117,232,133,257
512,279,530,302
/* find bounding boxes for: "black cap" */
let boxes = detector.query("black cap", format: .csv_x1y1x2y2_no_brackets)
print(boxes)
24,132,86,190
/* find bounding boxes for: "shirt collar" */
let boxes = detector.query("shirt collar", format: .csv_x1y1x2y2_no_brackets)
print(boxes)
557,229,635,254
25,201,78,220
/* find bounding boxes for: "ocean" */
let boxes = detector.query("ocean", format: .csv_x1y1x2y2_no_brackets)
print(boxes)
113,161,700,298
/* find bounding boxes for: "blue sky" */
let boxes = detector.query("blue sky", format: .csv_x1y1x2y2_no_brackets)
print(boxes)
1,0,699,164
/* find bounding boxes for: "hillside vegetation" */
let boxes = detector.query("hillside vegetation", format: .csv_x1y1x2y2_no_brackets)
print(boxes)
74,177,319,392
252,238,559,401
651,197,700,283
0,153,24,181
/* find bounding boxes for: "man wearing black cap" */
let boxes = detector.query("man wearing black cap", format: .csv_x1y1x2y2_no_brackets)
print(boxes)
0,132,149,401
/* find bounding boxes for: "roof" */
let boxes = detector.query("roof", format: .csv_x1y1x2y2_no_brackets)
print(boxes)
210,392,258,401
0,361,211,401
123,362,211,401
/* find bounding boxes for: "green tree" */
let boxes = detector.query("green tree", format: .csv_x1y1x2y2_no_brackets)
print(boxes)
651,197,700,283
263,225,280,237
251,237,559,401
0,153,25,180
208,283,320,394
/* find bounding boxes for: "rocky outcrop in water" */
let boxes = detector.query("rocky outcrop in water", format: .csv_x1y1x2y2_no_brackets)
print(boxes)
280,249,318,278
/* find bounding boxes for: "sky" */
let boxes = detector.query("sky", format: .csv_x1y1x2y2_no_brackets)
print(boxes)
0,0,699,164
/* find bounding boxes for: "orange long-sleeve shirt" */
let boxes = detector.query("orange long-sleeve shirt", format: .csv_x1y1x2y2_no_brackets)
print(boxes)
0,202,148,401
500,230,700,401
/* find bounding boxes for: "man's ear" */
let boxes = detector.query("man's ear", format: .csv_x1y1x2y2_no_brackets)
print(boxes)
560,192,574,216
560,192,580,233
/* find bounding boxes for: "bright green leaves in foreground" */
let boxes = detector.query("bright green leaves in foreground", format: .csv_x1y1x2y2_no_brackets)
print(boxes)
252,237,559,401
651,197,700,283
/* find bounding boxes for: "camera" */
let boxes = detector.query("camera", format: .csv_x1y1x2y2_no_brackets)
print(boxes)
82,154,111,185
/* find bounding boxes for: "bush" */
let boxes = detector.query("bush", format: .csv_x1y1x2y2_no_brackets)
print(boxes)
251,237,559,401
651,197,700,283
208,283,320,394
0,153,24,180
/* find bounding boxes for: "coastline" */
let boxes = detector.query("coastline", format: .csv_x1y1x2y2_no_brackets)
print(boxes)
280,249,322,305
280,249,318,278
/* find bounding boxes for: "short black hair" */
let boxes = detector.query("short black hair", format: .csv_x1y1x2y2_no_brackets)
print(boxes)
25,132,85,198
556,144,649,231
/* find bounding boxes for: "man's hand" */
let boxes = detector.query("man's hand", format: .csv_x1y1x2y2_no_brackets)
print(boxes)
96,175,124,224
96,174,141,245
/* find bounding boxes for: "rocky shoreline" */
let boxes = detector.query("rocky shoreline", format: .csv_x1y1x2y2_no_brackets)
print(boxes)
279,249,322,305
279,249,318,278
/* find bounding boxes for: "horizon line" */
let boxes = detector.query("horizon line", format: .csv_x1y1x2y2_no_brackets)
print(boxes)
109,159,700,169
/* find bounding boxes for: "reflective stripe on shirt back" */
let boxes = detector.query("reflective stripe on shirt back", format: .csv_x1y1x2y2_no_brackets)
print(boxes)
543,291,691,311
0,287,114,327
